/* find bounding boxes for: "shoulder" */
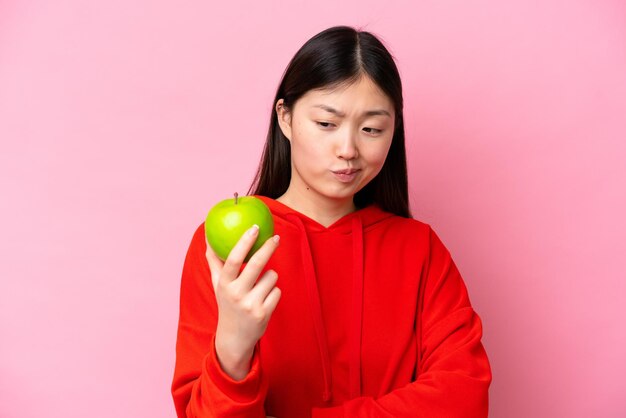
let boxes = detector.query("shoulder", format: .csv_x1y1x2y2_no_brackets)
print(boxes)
183,221,208,257
367,206,433,238
366,208,451,254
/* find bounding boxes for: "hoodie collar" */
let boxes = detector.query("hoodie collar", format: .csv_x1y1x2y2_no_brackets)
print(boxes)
254,195,393,234
254,195,394,403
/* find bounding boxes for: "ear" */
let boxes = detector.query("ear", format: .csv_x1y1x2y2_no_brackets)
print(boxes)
275,99,293,141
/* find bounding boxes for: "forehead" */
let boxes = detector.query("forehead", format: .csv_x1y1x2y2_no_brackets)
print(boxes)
297,76,394,113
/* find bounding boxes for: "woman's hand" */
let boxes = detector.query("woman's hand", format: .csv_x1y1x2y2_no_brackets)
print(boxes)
205,224,282,380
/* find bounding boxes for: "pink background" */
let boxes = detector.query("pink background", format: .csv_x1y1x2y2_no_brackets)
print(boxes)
1,1,625,417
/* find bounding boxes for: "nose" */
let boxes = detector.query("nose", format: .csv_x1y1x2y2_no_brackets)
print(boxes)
336,129,359,160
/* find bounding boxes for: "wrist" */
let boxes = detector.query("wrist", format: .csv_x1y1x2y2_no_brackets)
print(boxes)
214,331,255,381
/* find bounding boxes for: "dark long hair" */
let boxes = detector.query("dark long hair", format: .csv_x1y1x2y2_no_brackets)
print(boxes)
247,25,411,218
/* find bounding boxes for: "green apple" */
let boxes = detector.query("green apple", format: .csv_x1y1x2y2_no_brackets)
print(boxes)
205,193,274,262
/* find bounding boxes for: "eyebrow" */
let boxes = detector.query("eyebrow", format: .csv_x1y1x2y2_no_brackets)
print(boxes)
312,104,391,118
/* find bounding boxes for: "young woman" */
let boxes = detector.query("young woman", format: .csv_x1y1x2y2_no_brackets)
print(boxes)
172,25,492,418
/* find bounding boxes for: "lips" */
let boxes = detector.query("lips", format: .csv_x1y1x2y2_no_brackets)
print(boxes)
332,169,360,175
331,168,361,183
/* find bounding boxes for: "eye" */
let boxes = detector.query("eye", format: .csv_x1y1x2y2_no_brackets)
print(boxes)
316,121,335,129
363,127,382,135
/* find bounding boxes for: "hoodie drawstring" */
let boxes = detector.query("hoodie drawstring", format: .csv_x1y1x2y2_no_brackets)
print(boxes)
286,214,333,402
285,213,364,403
349,216,364,399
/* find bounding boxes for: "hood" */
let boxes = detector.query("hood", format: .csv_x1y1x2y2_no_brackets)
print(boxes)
255,195,395,234
254,195,395,403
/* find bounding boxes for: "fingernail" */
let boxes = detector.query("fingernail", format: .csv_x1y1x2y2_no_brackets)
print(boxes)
273,235,280,243
248,224,259,236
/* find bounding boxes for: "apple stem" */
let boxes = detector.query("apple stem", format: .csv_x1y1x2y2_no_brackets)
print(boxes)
234,192,238,204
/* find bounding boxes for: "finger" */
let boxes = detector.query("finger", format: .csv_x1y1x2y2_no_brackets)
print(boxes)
205,234,224,291
262,286,282,313
246,269,279,305
221,224,265,283
236,233,280,291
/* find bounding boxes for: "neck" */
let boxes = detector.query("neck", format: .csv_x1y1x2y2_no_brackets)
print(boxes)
276,188,356,228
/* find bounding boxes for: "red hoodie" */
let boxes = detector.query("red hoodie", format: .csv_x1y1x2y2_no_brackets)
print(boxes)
172,195,492,417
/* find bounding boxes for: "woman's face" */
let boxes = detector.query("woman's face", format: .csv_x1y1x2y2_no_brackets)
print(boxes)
276,75,395,206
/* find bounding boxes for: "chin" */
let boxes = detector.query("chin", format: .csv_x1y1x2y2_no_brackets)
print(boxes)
324,187,359,201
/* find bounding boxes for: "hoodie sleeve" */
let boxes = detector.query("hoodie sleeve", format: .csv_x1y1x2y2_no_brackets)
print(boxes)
311,225,492,418
171,224,269,418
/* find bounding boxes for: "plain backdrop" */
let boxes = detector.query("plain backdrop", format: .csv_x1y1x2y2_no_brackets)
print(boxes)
1,0,625,417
